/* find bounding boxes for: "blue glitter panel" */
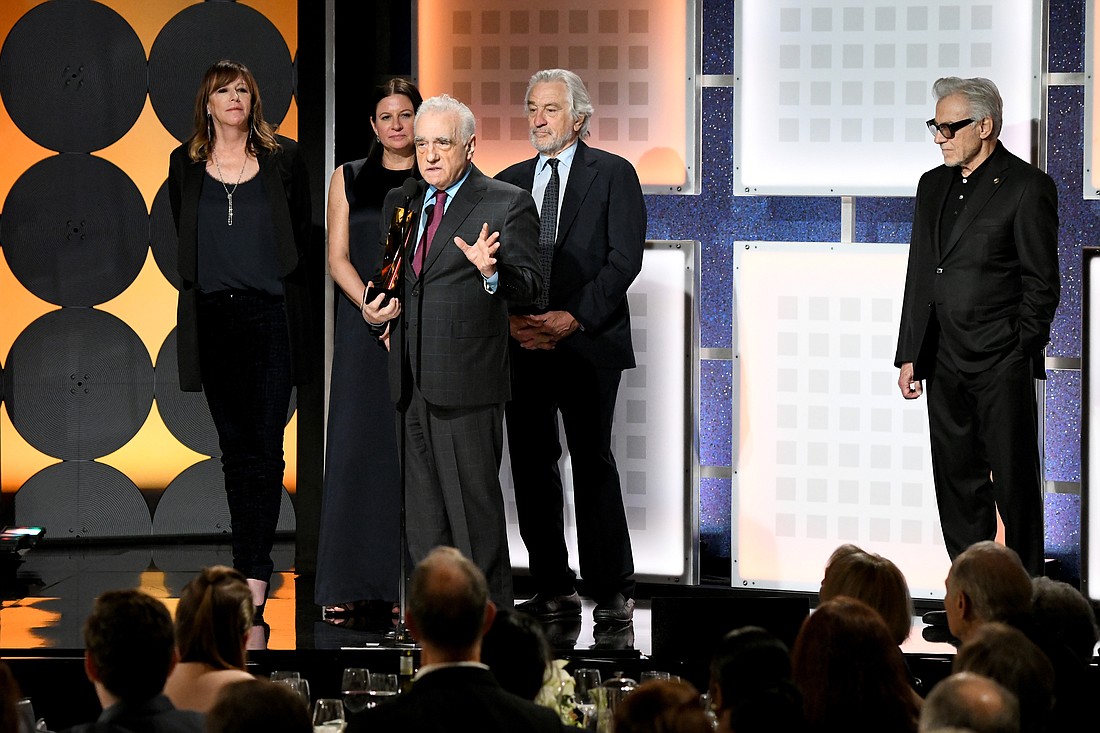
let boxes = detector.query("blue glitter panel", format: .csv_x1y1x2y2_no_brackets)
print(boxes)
1049,0,1085,74
646,87,735,350
1045,369,1081,483
1046,85,1088,360
700,476,732,558
854,197,914,244
1045,493,1081,583
700,359,733,467
702,0,734,76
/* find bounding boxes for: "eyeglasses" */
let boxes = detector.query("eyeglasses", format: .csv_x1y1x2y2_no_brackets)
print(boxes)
926,118,974,139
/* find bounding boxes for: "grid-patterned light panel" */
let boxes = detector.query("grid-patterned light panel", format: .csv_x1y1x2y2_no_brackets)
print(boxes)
417,1,695,192
502,242,697,582
733,243,949,599
735,0,1041,196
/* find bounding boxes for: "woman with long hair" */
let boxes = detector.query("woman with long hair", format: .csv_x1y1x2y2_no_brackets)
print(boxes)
792,597,920,733
164,566,254,712
316,78,423,623
168,60,312,624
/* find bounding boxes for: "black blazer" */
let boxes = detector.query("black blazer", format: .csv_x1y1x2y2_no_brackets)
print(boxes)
895,142,1059,379
346,666,569,733
496,141,646,370
379,166,541,407
168,135,312,392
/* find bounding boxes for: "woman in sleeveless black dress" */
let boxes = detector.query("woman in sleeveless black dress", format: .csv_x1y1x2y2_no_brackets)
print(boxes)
316,79,423,620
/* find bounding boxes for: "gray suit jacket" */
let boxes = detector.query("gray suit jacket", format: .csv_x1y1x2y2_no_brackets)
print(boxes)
379,166,541,407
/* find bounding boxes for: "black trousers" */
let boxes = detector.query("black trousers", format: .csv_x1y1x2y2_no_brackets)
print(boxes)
925,347,1044,574
505,344,635,602
198,290,293,585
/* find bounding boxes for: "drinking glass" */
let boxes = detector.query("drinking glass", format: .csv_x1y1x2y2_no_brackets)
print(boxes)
341,668,372,714
270,670,301,682
639,670,671,683
276,677,311,706
366,672,399,709
312,699,346,733
571,668,602,729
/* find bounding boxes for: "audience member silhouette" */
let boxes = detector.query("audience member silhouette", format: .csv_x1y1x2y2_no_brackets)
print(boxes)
820,543,914,645
480,606,552,700
65,589,204,733
792,596,919,733
206,679,309,733
943,541,1031,643
612,679,712,733
346,546,568,732
164,566,254,712
1030,576,1098,665
708,625,805,733
918,672,1019,733
952,623,1053,733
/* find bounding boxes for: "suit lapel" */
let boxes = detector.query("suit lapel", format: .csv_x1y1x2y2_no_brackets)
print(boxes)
178,159,206,282
420,166,485,276
940,148,1010,261
554,141,595,247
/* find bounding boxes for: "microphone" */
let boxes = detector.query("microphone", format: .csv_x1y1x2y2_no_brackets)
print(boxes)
401,176,419,204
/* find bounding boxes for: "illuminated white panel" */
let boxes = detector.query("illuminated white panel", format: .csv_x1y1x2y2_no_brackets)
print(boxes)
503,242,697,582
733,242,949,599
416,1,697,193
1086,252,1100,597
1084,0,1100,198
735,0,1041,196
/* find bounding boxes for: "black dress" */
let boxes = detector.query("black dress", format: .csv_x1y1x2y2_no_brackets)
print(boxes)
315,159,412,606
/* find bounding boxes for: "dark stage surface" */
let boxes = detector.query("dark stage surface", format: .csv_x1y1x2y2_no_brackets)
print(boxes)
0,540,960,729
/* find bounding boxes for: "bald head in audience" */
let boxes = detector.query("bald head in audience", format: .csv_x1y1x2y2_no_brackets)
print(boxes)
944,542,1031,642
407,546,496,663
919,672,1019,733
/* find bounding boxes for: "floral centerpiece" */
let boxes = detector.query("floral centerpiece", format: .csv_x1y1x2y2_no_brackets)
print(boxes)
535,659,583,726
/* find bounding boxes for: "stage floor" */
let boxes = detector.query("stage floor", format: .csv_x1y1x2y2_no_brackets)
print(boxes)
0,540,953,658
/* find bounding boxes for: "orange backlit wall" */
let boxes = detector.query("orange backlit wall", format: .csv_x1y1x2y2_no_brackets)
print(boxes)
417,1,690,188
0,0,298,498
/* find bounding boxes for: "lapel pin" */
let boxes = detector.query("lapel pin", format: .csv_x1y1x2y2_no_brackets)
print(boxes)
993,178,1000,184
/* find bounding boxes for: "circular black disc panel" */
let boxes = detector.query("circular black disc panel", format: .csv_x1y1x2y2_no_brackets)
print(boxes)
150,181,180,290
152,457,295,536
2,154,148,306
3,308,154,460
148,3,293,143
0,0,147,152
15,460,152,538
153,329,296,456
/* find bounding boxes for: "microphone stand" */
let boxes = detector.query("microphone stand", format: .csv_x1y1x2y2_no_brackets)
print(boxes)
385,188,419,648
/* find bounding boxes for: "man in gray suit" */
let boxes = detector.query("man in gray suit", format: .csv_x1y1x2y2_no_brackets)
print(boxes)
365,95,542,606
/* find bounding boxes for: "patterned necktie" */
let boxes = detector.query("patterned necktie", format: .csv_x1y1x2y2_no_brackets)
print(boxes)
535,158,559,310
413,189,448,276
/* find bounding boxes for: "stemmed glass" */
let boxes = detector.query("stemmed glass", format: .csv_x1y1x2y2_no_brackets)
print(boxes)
341,668,372,714
571,668,602,729
275,676,311,706
366,672,400,709
312,699,346,733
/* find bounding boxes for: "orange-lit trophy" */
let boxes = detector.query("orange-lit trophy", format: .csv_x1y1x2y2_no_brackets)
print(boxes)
368,178,420,304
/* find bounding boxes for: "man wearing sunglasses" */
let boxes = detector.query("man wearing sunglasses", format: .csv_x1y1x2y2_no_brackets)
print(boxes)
895,77,1060,577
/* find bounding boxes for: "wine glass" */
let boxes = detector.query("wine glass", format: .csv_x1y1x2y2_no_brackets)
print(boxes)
276,677,311,706
341,668,372,714
366,672,399,709
571,668,602,729
312,699,346,733
270,670,300,683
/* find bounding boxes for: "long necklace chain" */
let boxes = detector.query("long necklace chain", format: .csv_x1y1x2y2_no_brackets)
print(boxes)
211,147,248,226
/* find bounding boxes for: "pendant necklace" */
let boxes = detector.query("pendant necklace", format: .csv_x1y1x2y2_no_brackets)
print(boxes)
211,147,247,226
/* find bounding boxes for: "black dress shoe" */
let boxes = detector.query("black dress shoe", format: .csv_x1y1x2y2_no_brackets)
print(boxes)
593,593,635,623
516,592,582,621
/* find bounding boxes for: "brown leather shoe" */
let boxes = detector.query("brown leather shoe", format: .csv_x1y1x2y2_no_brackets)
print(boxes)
515,592,582,621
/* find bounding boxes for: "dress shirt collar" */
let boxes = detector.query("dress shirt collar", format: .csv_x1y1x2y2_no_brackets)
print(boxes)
424,165,473,211
538,140,578,175
413,660,489,681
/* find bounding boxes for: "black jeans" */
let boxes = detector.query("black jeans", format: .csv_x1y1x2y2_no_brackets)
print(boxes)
198,290,293,585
